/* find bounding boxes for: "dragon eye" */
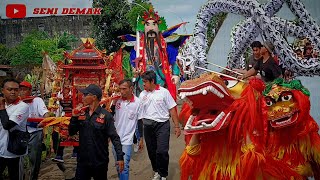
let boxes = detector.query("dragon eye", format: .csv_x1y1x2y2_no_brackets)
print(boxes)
281,94,292,101
225,80,238,88
280,92,293,102
265,97,275,107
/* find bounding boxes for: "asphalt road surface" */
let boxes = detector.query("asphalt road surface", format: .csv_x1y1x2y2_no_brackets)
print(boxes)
38,120,185,180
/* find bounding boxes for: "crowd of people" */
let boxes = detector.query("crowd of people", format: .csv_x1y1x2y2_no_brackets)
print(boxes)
0,70,181,180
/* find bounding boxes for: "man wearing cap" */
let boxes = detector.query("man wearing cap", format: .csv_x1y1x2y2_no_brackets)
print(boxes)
19,81,50,180
69,84,124,180
241,41,282,82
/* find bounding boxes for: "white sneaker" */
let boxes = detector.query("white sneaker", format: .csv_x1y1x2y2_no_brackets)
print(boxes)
152,172,160,180
134,144,139,153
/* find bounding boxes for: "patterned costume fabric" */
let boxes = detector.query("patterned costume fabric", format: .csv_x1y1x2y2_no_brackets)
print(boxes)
179,0,320,78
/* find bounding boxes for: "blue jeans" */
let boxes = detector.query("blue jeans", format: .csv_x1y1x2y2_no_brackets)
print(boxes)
112,145,132,180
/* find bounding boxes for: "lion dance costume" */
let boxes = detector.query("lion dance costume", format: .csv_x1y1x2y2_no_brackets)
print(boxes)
178,73,300,180
264,78,320,179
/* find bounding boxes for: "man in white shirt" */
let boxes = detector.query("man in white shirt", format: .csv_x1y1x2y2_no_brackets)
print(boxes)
111,79,143,180
19,81,50,180
0,79,29,180
138,71,181,180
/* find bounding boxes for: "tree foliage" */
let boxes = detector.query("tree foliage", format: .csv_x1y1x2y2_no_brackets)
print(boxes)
3,31,76,66
206,12,227,52
0,44,12,65
92,0,134,53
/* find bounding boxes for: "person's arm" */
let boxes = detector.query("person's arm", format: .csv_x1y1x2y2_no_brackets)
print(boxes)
68,116,80,136
0,97,18,129
106,114,124,160
165,90,181,137
0,109,17,130
137,119,144,150
169,107,180,129
242,67,258,80
110,104,116,116
106,114,124,171
0,99,29,130
35,97,50,118
137,119,143,138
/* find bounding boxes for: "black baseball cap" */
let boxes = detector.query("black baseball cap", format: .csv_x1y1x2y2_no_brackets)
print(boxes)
79,84,102,99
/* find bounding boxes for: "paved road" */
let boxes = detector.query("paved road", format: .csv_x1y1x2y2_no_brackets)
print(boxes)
38,120,185,180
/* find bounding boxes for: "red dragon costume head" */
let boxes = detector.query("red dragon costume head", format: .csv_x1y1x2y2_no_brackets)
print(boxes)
178,73,299,179
263,78,320,179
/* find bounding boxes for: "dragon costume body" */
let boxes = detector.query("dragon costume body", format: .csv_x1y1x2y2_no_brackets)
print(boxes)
179,73,299,180
264,79,320,179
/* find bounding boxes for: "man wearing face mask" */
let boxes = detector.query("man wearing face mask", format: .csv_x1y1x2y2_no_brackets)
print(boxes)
68,84,124,180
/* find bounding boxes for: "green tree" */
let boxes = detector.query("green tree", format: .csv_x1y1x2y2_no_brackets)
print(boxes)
55,32,78,50
92,0,134,53
206,12,227,52
10,31,75,65
0,44,11,65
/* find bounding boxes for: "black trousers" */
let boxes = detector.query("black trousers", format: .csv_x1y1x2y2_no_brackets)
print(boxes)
144,120,170,177
75,164,108,180
0,157,20,180
52,131,79,157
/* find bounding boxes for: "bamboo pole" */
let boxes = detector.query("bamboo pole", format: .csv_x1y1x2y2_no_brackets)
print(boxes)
206,62,243,75
195,66,245,82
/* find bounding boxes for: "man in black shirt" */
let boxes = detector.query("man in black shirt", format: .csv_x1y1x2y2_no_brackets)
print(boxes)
69,84,124,180
241,41,282,82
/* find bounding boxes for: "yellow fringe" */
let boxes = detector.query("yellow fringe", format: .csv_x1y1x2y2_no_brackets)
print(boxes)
294,163,313,177
186,144,201,156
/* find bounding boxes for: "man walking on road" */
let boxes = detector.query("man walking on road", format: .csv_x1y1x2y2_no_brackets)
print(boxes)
19,81,50,180
138,71,181,180
69,84,124,180
111,79,143,180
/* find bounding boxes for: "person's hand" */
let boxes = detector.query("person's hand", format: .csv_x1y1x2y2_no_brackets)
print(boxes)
171,75,180,85
72,104,84,117
175,126,181,138
38,122,44,128
117,160,124,172
138,139,144,151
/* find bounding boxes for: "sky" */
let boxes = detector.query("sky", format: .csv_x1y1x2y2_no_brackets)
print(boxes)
0,0,206,34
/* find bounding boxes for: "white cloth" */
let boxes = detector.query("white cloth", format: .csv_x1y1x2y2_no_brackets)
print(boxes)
114,96,141,145
0,100,29,158
138,86,176,122
27,97,49,133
